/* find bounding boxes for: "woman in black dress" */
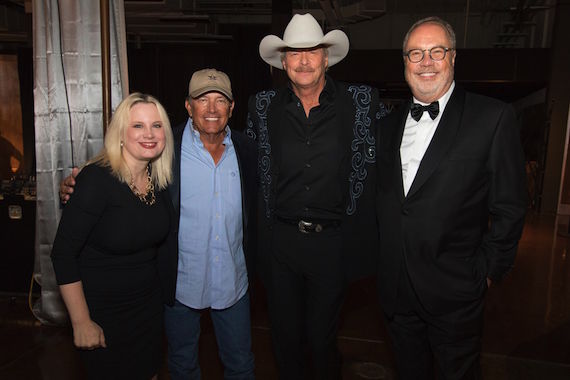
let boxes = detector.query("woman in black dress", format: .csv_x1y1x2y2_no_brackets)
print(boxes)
51,93,175,379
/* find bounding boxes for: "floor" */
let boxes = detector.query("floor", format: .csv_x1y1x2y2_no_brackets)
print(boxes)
1,212,570,379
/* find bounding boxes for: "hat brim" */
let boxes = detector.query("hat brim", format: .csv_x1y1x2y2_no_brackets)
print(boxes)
190,86,233,101
259,29,349,70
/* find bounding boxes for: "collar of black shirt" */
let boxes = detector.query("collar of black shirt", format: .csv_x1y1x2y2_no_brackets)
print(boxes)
286,74,337,105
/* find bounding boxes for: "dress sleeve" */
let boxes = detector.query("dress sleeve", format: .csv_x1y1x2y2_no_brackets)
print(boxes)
51,165,109,284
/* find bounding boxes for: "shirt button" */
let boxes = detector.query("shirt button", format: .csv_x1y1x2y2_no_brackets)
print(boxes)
216,213,220,218
215,235,220,240
305,163,311,168
305,185,310,191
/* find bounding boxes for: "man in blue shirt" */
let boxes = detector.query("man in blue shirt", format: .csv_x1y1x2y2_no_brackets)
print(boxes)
163,68,257,380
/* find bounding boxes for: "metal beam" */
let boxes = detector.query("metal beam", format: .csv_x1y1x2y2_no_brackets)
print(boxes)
100,0,111,133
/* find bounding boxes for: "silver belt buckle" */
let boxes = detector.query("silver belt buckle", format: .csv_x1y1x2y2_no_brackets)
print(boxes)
298,220,323,233
298,220,313,234
298,220,312,234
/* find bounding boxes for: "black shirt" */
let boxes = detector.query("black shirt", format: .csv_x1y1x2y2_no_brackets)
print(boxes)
274,79,344,221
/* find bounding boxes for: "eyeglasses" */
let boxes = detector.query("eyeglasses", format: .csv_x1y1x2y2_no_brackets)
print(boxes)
404,46,454,63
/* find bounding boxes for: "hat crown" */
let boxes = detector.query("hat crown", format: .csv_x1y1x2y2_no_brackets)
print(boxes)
188,68,233,100
282,14,324,47
258,13,349,69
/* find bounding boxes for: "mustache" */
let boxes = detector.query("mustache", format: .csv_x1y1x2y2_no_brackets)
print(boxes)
294,67,315,73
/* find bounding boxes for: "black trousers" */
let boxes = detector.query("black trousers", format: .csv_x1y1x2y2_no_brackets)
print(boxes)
386,265,485,380
265,220,346,380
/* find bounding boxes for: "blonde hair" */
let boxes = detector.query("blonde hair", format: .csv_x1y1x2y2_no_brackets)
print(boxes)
89,93,173,190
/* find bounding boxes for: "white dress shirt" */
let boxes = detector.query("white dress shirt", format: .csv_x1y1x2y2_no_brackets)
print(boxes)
400,81,455,196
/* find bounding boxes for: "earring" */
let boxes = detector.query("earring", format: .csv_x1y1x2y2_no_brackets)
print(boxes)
120,141,124,147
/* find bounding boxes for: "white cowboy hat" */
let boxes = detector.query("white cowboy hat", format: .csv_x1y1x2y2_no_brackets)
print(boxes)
259,13,349,69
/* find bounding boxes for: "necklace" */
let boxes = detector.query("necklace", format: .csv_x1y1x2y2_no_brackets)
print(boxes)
129,165,156,205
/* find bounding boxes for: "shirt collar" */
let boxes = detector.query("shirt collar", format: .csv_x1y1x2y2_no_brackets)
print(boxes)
186,117,232,147
320,75,336,102
286,74,335,104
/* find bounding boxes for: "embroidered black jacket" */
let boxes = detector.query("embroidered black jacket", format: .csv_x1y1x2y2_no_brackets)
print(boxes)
246,77,387,280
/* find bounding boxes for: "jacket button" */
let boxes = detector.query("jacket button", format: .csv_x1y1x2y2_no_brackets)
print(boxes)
402,208,409,215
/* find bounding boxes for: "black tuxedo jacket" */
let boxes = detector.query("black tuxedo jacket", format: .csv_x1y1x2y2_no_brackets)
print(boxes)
376,86,527,317
157,121,258,306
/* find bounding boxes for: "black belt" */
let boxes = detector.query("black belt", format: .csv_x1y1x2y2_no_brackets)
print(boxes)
274,215,341,234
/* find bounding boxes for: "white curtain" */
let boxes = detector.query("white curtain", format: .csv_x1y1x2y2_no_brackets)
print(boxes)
32,0,128,324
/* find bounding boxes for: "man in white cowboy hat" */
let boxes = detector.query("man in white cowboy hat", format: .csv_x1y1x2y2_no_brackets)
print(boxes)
247,13,387,379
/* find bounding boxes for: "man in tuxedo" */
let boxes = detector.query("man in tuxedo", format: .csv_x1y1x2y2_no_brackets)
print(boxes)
375,17,527,379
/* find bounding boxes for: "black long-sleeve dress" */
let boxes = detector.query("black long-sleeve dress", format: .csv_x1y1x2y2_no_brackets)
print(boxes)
51,163,170,379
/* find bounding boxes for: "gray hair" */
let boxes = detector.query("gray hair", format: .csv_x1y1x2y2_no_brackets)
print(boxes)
402,16,456,51
279,45,329,63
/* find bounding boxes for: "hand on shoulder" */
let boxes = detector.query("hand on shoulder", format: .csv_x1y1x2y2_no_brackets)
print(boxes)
59,167,79,204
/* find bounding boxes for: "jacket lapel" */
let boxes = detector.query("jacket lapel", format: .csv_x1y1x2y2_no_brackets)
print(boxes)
169,122,184,216
406,86,465,199
265,90,287,189
231,133,249,235
392,102,409,204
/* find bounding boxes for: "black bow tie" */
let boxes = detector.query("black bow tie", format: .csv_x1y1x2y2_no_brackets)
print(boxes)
410,101,439,122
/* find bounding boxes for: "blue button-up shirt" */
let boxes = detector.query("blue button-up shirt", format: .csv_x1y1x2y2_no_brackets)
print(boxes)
175,118,248,310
